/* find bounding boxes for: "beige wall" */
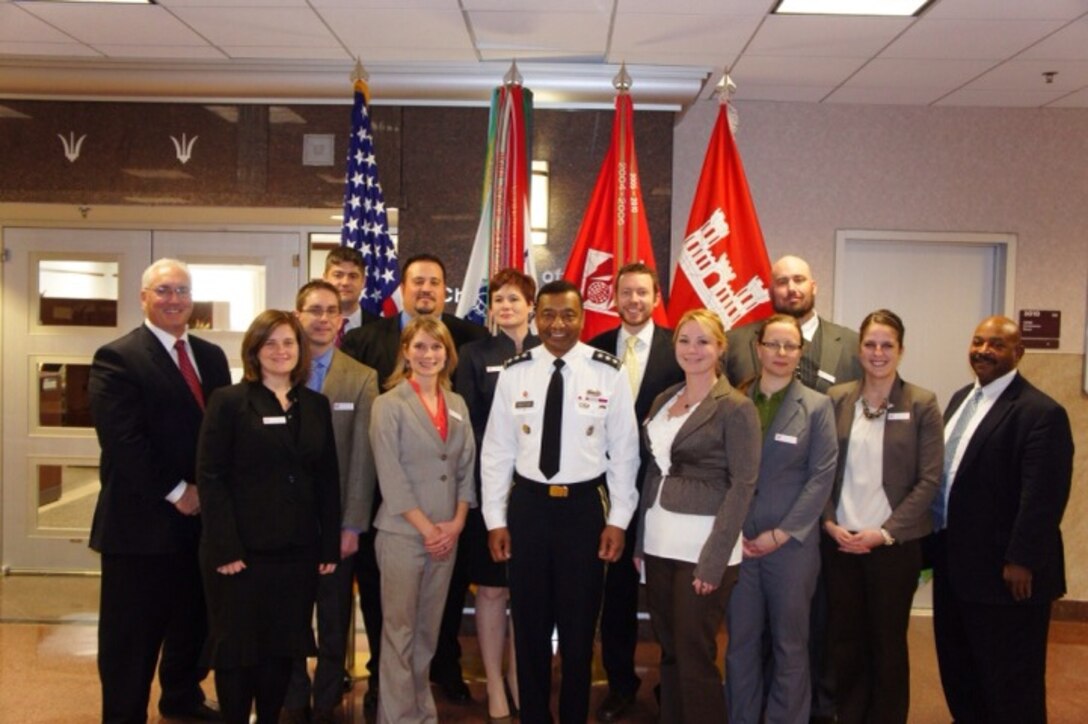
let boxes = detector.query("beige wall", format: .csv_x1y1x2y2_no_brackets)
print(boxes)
671,100,1087,600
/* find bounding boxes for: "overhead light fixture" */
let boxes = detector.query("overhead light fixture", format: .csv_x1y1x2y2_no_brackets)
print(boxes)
773,0,930,16
530,160,549,246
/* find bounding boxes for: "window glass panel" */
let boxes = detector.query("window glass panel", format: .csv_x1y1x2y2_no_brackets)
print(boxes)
188,264,265,332
38,259,118,327
38,362,94,428
36,463,99,531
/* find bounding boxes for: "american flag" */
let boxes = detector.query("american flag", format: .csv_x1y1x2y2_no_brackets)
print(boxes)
341,79,399,317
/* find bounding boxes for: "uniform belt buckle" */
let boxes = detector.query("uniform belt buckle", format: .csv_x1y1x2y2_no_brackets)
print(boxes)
548,485,569,498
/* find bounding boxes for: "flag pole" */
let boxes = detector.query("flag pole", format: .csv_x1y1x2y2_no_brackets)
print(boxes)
612,62,634,268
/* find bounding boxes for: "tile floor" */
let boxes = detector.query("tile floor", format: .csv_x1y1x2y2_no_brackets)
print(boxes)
1,575,1086,723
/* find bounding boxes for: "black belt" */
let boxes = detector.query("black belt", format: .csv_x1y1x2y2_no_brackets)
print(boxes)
513,471,606,499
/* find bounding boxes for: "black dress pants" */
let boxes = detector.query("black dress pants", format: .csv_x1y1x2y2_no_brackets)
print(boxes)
214,656,293,724
599,513,642,698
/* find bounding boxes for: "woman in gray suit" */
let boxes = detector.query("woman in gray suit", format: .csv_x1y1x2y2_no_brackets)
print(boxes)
369,316,476,724
726,313,838,724
634,309,762,723
821,310,943,724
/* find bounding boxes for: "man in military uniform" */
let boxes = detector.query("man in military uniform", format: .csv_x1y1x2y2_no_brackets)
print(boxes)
481,280,640,724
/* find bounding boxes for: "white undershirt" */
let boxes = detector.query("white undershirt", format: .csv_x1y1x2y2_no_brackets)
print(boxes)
836,398,892,531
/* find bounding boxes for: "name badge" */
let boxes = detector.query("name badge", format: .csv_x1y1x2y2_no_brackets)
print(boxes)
817,369,837,384
333,402,354,411
449,409,463,422
486,365,504,373
515,400,534,409
774,433,798,445
887,411,911,421
263,416,287,425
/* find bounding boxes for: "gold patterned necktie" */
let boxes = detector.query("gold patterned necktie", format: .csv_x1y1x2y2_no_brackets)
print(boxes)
624,335,640,397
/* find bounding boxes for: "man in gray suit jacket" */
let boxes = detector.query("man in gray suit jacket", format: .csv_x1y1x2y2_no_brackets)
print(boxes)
724,254,860,722
283,280,379,724
726,255,860,393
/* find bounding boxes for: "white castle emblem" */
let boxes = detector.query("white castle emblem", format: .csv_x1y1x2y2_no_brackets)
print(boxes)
678,208,769,327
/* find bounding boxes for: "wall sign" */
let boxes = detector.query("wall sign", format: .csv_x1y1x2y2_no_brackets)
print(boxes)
1019,309,1060,349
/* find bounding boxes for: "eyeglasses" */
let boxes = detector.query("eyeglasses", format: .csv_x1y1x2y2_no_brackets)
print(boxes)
145,285,191,298
760,341,803,353
300,306,342,319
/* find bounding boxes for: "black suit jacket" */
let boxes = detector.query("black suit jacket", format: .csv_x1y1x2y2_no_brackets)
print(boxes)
943,374,1073,605
197,381,341,567
589,324,684,495
88,325,231,555
341,312,488,386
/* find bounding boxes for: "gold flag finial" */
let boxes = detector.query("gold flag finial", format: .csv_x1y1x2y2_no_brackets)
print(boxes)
612,62,632,93
504,59,523,87
351,58,369,84
716,71,736,105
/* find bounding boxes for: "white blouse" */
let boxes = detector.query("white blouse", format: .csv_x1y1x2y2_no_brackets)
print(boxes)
836,398,893,531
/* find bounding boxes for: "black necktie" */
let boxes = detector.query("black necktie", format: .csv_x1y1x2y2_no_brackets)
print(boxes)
539,359,565,479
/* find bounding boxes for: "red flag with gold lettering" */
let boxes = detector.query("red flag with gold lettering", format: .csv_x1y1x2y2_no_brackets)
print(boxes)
562,93,668,340
666,103,772,330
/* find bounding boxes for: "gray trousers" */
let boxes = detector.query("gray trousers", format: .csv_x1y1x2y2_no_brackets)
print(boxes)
374,529,455,724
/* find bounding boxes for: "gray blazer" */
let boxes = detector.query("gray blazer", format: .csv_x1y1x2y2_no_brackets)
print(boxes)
370,381,476,537
726,316,861,393
824,376,943,542
743,379,838,545
636,376,762,584
322,349,379,532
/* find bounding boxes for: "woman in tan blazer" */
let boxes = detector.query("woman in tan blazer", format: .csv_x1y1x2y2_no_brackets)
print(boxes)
821,309,943,724
634,309,762,723
369,316,476,724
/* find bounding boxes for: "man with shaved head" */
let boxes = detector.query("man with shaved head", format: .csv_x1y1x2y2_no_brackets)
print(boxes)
931,316,1073,724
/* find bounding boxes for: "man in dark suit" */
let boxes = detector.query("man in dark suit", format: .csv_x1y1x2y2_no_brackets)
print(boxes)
725,255,860,393
341,253,487,709
282,280,379,724
322,246,379,336
89,258,231,724
588,262,683,721
724,254,859,723
932,315,1073,724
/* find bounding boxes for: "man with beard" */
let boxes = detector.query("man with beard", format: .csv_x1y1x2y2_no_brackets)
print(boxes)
724,254,860,723
931,316,1072,724
341,253,487,710
588,262,683,721
725,255,860,394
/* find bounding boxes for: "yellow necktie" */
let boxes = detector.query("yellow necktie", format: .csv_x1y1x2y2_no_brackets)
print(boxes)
624,335,640,397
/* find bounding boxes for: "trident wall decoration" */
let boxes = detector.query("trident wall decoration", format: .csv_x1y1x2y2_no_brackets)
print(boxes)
58,132,87,163
170,133,199,164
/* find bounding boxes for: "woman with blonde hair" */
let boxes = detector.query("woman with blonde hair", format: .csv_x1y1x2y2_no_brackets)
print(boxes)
369,316,476,724
634,308,762,723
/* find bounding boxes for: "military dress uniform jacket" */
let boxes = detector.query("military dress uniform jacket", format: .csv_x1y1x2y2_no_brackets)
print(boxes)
479,341,641,531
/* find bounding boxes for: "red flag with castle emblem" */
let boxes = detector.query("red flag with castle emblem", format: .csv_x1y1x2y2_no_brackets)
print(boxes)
562,92,668,340
666,102,772,330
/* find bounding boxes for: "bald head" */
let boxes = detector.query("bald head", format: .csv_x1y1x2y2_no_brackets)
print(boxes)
770,255,817,322
969,315,1023,386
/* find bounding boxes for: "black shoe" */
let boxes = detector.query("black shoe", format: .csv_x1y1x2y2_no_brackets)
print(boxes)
596,691,635,722
160,700,223,721
433,677,473,704
363,684,379,713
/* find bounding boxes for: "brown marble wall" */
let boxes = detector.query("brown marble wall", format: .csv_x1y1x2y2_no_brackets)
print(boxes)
0,100,674,299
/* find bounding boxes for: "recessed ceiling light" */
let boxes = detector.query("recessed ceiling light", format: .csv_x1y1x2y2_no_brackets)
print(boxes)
773,0,930,16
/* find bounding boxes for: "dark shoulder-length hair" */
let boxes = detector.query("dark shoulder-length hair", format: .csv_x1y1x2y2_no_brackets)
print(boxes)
384,316,458,391
241,310,310,387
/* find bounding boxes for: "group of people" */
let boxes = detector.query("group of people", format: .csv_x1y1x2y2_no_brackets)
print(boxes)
88,249,1073,724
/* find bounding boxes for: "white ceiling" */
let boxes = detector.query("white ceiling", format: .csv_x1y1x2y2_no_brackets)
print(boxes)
0,0,1086,109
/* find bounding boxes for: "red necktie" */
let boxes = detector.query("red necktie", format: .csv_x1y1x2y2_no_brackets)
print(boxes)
335,318,348,348
174,339,205,410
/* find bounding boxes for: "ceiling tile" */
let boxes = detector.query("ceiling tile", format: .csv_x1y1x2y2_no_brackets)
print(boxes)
923,0,1088,21
732,54,867,86
1018,17,1088,60
744,14,913,57
934,88,1072,106
841,57,996,89
881,18,1065,60
611,13,762,58
619,0,776,14
93,45,228,60
603,49,733,68
824,85,951,105
318,8,471,51
0,5,75,43
962,58,1088,91
1047,85,1088,106
0,41,99,57
159,0,311,7
463,0,609,10
221,45,351,60
18,5,210,46
469,11,609,55
732,83,833,102
169,7,338,47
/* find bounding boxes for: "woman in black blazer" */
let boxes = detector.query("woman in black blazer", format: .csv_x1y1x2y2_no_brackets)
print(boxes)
198,310,340,724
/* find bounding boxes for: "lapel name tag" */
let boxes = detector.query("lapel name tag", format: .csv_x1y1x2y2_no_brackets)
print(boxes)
774,433,798,445
887,411,910,421
515,400,534,409
817,369,837,384
449,409,463,422
263,416,287,425
333,402,354,411
486,365,504,373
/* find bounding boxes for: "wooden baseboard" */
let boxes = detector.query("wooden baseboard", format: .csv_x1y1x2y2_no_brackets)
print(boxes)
1053,599,1088,621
